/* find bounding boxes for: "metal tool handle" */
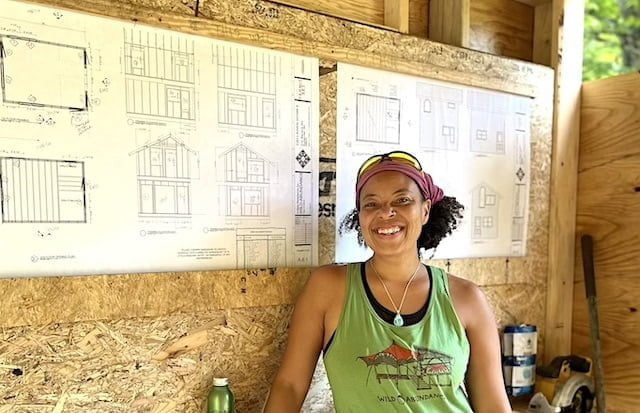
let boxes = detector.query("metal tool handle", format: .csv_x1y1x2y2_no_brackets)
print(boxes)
580,234,606,413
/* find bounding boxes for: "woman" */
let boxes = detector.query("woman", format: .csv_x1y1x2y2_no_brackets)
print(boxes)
264,151,511,412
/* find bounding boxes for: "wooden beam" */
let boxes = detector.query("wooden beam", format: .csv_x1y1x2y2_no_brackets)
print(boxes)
514,0,552,6
545,0,585,363
533,2,552,65
428,0,470,47
384,0,410,33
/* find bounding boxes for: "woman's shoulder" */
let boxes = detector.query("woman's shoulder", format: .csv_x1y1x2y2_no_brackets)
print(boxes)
299,264,351,311
444,272,491,328
305,263,350,292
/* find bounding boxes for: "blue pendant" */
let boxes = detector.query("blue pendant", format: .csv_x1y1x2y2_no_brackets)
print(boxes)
393,313,404,327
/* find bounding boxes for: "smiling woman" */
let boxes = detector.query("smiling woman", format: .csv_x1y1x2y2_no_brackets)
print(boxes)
264,151,512,413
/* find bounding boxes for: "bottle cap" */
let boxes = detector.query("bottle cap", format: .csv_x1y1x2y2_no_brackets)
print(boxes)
213,377,229,386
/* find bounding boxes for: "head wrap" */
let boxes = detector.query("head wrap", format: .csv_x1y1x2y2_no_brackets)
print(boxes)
355,160,444,209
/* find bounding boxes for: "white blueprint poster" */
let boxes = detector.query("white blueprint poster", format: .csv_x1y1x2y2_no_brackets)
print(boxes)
0,1,319,276
335,63,531,262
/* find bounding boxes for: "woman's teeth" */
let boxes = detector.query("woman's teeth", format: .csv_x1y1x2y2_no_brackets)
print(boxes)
377,226,401,235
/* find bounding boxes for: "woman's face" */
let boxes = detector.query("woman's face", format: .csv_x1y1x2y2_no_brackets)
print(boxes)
358,171,431,257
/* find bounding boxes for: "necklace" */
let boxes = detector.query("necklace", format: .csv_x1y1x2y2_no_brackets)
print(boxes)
370,260,422,327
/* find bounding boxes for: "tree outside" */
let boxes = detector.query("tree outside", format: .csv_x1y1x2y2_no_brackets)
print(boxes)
583,0,640,81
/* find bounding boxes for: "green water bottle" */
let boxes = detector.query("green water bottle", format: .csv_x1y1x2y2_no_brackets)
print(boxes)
207,377,235,413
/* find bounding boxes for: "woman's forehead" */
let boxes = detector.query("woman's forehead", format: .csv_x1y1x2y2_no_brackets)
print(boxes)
359,171,420,195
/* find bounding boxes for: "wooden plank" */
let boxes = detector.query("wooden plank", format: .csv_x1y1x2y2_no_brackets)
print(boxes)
533,2,552,65
384,0,410,33
408,0,429,38
469,0,534,61
544,0,585,363
576,159,640,280
573,277,640,412
573,72,640,411
579,72,640,172
428,0,470,47
514,0,552,6
267,0,387,29
268,0,430,37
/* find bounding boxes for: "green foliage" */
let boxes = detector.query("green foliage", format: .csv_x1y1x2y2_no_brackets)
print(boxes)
583,0,640,81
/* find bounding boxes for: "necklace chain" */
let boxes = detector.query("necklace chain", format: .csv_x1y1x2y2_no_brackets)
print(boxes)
370,260,422,321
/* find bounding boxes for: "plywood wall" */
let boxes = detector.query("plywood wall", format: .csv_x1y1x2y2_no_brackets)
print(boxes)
470,0,534,61
0,0,554,411
573,72,640,412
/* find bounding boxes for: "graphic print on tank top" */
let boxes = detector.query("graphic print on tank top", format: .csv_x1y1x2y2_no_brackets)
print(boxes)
358,341,455,400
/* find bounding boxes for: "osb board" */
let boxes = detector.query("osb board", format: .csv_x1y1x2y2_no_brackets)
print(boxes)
470,0,534,61
0,305,331,413
0,268,308,329
572,72,640,413
266,0,430,37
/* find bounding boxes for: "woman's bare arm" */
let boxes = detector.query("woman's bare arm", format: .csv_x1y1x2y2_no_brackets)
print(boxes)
451,276,512,413
263,266,338,412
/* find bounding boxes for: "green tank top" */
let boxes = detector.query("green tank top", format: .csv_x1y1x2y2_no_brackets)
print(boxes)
323,263,472,412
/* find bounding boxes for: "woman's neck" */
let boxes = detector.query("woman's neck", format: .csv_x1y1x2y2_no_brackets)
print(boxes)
369,252,422,283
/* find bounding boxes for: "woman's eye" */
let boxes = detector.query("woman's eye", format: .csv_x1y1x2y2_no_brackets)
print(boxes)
363,202,377,209
395,197,412,204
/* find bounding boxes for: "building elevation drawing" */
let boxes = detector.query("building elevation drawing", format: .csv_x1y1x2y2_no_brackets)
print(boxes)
336,63,531,261
215,45,278,131
0,1,318,277
124,29,196,121
217,143,272,217
130,134,198,218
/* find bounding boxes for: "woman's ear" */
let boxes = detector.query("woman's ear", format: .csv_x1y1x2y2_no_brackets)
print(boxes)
422,199,432,225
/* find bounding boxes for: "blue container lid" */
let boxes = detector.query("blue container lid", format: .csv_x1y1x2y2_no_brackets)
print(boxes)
504,324,537,333
503,355,536,366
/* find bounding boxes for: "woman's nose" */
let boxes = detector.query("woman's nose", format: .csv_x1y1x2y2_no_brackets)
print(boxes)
380,204,396,217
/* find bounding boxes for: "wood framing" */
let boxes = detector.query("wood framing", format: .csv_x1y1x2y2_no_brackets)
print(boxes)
544,0,585,363
514,0,552,6
533,2,553,65
428,0,470,47
384,0,410,33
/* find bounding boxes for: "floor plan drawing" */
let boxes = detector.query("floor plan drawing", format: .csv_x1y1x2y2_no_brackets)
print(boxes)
0,35,88,111
468,91,508,154
355,93,401,144
0,157,86,223
217,143,272,217
124,29,196,121
236,228,286,269
215,45,278,131
470,183,500,239
417,83,463,151
130,134,198,217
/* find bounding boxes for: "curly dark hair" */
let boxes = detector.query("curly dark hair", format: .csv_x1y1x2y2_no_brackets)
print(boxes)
338,195,464,256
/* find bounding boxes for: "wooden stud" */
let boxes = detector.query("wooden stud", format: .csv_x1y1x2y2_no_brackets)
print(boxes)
544,0,585,363
428,0,470,47
384,0,410,33
533,2,552,65
514,0,552,6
